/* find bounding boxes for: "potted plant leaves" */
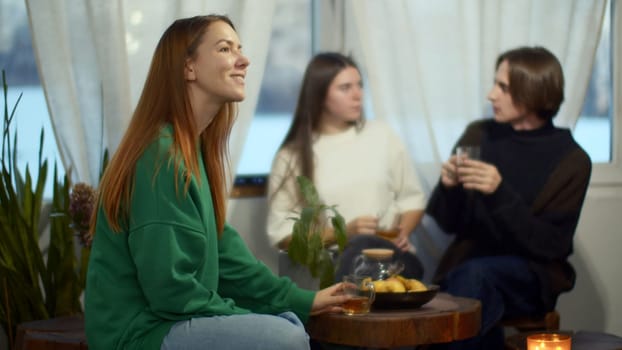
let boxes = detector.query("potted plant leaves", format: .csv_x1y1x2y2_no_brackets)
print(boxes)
286,175,348,289
0,70,99,350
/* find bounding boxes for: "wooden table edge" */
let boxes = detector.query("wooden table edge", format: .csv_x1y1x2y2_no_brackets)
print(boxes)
306,293,481,348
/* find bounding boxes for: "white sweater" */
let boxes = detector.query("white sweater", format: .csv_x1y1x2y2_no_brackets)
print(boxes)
266,119,425,246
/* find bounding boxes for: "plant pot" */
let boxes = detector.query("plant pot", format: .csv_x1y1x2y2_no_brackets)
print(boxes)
278,250,320,290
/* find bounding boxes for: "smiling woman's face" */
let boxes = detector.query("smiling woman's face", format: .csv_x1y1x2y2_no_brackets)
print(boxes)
184,20,250,105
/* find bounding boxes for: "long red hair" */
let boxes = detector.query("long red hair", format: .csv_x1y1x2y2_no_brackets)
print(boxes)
91,15,236,237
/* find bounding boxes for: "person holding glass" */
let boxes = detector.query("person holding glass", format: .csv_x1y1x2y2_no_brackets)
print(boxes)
426,46,592,349
84,15,349,350
266,52,426,282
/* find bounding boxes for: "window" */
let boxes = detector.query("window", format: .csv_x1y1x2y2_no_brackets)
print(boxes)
3,0,617,199
0,0,63,199
573,0,613,163
2,0,311,199
235,0,312,176
236,0,617,185
232,0,312,197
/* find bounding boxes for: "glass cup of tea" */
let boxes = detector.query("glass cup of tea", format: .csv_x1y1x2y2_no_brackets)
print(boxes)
376,212,400,240
376,226,400,240
342,275,376,315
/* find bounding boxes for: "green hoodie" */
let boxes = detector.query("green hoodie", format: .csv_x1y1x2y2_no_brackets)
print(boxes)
85,126,315,350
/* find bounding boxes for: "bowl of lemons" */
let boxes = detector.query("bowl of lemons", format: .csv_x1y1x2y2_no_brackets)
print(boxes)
364,275,439,309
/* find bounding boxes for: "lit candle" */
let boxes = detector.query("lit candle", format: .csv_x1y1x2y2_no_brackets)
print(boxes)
527,333,571,350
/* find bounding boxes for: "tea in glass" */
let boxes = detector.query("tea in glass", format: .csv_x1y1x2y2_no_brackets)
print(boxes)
342,296,372,315
342,275,375,315
376,227,400,240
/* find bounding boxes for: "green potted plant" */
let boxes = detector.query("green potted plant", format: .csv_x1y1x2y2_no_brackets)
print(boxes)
0,70,94,349
286,175,348,289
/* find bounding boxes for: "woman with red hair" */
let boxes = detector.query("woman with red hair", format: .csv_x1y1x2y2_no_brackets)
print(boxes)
85,15,346,350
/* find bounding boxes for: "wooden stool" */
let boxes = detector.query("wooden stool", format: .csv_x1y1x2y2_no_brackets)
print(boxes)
15,315,87,350
502,310,560,332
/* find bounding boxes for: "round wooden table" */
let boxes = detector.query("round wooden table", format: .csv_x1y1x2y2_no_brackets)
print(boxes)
306,292,481,348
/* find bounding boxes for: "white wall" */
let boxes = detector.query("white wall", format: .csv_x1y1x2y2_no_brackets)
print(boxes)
557,185,622,335
228,196,278,273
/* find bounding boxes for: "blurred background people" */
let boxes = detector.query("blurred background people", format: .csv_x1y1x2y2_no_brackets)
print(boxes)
267,52,426,282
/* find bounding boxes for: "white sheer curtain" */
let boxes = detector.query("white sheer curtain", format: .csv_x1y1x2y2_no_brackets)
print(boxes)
349,0,606,281
25,0,275,186
351,0,606,192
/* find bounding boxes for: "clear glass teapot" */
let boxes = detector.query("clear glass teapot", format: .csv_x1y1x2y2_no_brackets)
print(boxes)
351,248,404,280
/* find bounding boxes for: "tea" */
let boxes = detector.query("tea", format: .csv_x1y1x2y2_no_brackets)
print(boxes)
342,275,376,315
342,296,371,315
376,227,399,240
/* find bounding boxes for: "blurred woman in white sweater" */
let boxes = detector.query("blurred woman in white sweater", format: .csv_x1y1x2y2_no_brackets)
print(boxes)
266,52,425,281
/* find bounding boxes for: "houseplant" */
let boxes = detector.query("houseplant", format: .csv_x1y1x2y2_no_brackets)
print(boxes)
287,175,348,288
0,70,92,349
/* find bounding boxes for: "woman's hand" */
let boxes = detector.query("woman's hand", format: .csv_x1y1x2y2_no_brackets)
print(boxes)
457,159,502,194
440,155,460,188
310,283,349,315
391,210,422,253
346,215,378,235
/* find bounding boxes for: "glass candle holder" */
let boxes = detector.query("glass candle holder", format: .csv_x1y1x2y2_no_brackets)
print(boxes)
527,333,571,350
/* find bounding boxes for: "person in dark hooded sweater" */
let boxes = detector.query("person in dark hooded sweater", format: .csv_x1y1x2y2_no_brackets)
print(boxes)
426,46,591,350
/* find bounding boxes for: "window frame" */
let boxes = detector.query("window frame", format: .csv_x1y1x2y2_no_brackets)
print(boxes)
590,0,621,187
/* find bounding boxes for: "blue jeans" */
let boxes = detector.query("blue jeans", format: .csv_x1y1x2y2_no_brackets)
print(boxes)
433,256,544,350
161,311,310,350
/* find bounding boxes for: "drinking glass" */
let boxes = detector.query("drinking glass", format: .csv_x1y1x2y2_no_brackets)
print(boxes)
376,212,400,240
342,275,376,315
455,145,480,165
